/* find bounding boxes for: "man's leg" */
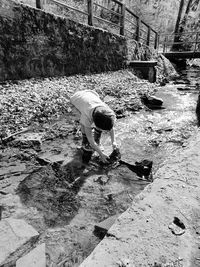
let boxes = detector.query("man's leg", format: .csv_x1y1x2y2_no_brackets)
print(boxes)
93,127,102,145
93,128,104,151
81,124,93,152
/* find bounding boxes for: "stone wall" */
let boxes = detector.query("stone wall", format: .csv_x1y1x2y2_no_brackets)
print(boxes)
0,0,127,81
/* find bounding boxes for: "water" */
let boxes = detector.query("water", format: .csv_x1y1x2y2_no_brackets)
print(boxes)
2,65,200,267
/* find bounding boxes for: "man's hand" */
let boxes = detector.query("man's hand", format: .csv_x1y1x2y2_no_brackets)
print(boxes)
100,152,109,163
112,142,118,150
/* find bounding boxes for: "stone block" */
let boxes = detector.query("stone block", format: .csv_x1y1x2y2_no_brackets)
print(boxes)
0,219,39,266
128,61,157,83
16,243,46,267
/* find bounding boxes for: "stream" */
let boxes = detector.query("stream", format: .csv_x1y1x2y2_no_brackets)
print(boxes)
0,66,199,267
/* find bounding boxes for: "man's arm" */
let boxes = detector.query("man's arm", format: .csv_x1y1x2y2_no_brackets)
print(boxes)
84,127,108,162
110,128,117,149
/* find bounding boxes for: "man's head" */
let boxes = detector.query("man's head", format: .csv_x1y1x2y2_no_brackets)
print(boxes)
93,107,116,131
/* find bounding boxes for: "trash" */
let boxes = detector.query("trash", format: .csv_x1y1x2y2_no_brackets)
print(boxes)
168,217,185,236
94,215,118,238
117,258,132,267
109,148,121,163
99,148,121,167
120,159,153,180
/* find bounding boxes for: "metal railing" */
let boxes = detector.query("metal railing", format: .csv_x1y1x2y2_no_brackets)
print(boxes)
161,31,200,53
36,0,159,49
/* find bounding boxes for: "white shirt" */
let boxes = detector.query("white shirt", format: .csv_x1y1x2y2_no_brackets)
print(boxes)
70,90,111,128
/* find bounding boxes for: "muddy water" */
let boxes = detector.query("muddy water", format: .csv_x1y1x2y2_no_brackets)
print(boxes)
1,67,200,267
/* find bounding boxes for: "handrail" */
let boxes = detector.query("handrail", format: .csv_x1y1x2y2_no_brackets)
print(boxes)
163,31,198,36
111,0,123,7
162,31,200,53
49,0,88,16
93,2,122,18
37,0,158,49
93,15,121,28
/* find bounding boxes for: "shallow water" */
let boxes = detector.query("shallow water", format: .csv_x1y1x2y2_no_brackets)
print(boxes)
1,66,200,266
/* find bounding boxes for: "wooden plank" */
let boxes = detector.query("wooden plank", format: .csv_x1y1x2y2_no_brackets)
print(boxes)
125,28,136,36
147,26,151,46
154,33,159,49
120,3,125,36
88,0,93,26
141,20,149,29
112,0,123,7
125,6,139,20
136,17,140,42
93,15,121,28
124,16,137,27
93,2,122,17
36,0,42,9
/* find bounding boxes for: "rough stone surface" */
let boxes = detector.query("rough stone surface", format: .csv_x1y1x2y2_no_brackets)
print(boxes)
0,0,127,81
0,218,39,266
16,243,46,267
80,131,200,267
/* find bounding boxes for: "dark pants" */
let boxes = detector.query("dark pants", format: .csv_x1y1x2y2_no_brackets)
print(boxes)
82,128,102,148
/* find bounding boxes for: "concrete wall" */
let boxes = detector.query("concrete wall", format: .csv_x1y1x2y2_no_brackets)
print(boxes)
0,0,127,81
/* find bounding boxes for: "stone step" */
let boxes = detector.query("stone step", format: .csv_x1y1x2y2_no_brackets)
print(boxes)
0,219,39,266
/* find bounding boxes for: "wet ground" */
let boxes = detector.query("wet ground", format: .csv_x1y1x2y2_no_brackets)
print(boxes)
0,67,199,266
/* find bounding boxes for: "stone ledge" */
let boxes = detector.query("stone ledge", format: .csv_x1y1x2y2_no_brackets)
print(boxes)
80,131,200,267
16,243,46,267
0,218,39,266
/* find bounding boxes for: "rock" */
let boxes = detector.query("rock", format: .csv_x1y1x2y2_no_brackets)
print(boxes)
16,243,46,267
37,151,66,165
10,133,43,150
94,175,109,185
0,219,39,266
0,162,26,177
94,215,118,238
141,95,163,110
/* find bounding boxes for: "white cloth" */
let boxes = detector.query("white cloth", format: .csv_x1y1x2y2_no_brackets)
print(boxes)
70,90,109,127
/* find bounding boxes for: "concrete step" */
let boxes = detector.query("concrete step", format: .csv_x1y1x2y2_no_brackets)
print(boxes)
128,60,157,67
127,61,157,83
16,243,46,267
0,218,39,266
